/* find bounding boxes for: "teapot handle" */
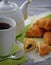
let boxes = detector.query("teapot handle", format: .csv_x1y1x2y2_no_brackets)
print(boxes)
2,0,8,4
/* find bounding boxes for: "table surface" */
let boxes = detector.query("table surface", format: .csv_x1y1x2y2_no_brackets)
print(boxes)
0,0,51,65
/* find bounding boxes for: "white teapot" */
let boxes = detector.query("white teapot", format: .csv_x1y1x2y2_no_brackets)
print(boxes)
0,0,32,36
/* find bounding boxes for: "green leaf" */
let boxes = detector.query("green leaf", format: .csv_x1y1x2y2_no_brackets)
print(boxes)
46,15,51,18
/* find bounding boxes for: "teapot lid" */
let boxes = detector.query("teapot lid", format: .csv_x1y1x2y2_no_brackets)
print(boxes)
0,1,18,13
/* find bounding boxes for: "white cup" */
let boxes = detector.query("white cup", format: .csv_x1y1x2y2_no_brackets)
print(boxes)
0,17,16,57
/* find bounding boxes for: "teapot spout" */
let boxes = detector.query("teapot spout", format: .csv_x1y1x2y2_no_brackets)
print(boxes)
20,0,32,20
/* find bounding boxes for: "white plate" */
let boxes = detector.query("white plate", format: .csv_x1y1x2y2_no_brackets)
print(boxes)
24,11,51,63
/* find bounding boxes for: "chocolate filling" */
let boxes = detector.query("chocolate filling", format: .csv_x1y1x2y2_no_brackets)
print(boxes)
27,44,32,49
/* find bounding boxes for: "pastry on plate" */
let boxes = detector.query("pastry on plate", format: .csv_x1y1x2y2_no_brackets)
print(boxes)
37,42,49,56
26,25,44,37
24,38,36,52
36,18,51,31
43,32,51,46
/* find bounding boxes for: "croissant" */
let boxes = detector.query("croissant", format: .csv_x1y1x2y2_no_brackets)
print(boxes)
26,25,44,37
36,18,51,31
37,42,49,56
24,38,36,52
43,32,51,46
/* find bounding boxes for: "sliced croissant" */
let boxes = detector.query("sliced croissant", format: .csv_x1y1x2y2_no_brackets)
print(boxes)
37,42,49,56
24,38,36,52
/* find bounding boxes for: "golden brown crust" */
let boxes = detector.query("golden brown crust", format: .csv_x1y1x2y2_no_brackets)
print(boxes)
26,25,44,38
36,18,51,31
38,42,49,56
43,32,51,46
24,38,36,52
